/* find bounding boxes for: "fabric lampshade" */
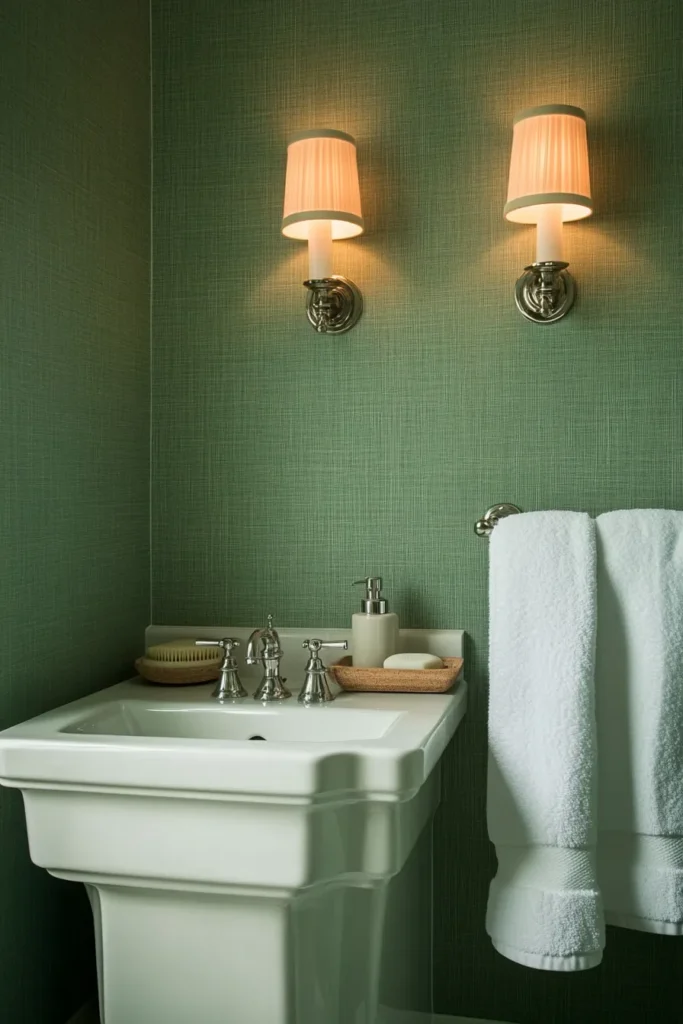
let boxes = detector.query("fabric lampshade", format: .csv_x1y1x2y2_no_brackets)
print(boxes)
282,129,364,241
505,105,592,225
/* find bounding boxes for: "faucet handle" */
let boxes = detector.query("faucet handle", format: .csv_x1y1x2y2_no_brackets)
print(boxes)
196,638,240,655
302,639,348,655
195,640,247,700
299,640,348,705
302,639,349,651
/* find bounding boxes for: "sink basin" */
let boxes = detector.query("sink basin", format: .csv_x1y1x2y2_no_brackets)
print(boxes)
0,626,466,1024
64,700,402,742
1,678,464,798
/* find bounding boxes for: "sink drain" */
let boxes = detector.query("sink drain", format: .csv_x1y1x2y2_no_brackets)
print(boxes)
248,735,266,741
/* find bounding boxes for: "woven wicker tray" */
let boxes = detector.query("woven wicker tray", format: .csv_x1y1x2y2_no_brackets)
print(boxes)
330,656,463,694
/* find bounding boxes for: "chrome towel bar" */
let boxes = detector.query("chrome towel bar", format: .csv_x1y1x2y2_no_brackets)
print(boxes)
475,503,522,538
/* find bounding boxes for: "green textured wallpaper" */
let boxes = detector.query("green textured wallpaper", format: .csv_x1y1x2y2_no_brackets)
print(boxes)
0,2,150,1021
151,1,683,1021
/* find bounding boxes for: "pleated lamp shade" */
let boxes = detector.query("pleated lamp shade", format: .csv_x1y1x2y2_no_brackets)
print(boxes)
282,130,364,241
504,105,592,225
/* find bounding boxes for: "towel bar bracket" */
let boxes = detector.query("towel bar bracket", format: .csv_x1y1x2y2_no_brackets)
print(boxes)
475,503,522,538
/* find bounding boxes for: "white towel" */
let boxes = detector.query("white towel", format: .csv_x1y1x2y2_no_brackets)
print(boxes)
596,509,683,934
486,511,604,971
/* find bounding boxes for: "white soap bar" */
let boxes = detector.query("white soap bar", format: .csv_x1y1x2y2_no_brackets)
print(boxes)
383,652,444,670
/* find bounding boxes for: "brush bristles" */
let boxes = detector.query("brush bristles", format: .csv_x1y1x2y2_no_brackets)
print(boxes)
146,639,222,664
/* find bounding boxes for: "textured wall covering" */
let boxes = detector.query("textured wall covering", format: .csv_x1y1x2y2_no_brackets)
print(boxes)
151,1,683,1021
0,2,150,1020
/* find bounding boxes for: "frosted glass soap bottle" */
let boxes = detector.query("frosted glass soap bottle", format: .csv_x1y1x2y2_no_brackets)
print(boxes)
351,577,399,667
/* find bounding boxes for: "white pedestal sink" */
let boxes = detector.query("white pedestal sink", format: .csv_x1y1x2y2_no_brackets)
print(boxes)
0,627,466,1024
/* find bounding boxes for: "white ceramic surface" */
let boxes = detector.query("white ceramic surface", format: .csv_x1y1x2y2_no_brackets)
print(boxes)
0,627,466,1024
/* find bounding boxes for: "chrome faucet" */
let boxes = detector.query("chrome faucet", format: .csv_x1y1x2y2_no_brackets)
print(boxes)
246,615,291,702
299,639,348,705
195,638,247,701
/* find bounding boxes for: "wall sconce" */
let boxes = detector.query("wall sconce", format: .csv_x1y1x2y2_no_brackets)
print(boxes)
505,105,592,323
282,129,364,334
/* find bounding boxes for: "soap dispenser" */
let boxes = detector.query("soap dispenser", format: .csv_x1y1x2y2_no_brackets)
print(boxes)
351,577,399,667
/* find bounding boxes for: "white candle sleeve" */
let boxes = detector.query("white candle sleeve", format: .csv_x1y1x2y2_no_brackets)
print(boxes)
307,219,333,279
535,204,564,263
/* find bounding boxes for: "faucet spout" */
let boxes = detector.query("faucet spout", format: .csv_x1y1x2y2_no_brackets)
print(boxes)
246,616,291,702
245,632,262,666
246,614,278,665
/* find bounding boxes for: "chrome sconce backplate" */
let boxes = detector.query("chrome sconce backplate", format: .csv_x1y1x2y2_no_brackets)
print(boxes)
304,276,363,335
514,261,576,324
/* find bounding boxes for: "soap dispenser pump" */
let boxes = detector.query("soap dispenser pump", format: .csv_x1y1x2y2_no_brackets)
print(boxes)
351,576,399,668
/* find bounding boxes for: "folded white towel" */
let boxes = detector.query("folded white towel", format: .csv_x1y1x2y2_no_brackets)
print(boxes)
596,509,683,934
486,511,604,971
